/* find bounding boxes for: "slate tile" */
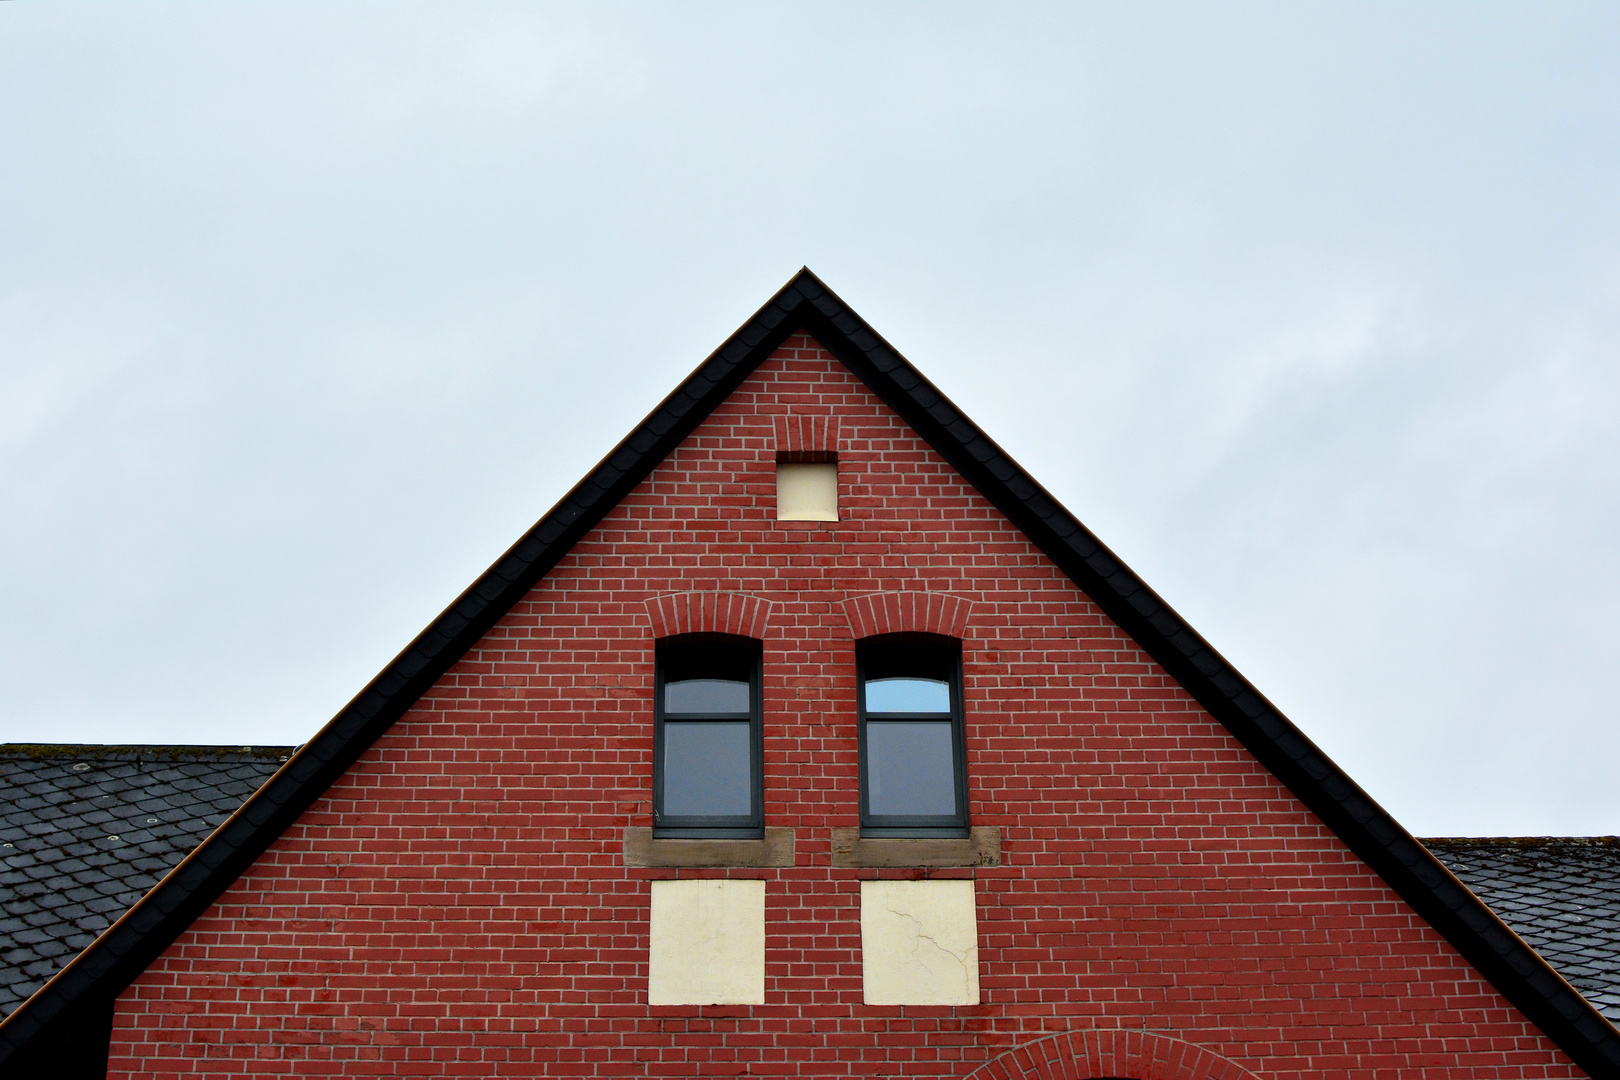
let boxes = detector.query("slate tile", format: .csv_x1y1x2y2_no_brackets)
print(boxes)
0,745,290,1017
1426,837,1620,1023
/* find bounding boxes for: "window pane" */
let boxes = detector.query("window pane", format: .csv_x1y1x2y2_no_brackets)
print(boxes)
864,676,950,714
665,678,751,714
663,721,752,817
866,721,956,817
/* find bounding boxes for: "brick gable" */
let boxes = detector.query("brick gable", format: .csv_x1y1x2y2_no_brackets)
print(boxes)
107,336,1583,1078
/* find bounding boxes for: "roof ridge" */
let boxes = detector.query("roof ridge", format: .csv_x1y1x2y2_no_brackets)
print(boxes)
1425,836,1620,846
0,744,298,761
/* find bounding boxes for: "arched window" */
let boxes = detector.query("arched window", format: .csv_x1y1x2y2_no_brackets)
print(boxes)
856,635,968,837
653,635,763,838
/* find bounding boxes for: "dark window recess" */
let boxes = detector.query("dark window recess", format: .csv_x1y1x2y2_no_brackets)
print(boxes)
857,636,969,837
654,635,764,838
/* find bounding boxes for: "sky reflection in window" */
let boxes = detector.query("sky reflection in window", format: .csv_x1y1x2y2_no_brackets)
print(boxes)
864,676,950,714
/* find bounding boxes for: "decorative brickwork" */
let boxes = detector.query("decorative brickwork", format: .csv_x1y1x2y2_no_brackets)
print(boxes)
966,1029,1263,1080
643,591,774,640
842,590,976,640
107,335,1588,1078
772,412,839,462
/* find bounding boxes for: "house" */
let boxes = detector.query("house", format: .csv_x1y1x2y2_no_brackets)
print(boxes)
1,269,1617,1078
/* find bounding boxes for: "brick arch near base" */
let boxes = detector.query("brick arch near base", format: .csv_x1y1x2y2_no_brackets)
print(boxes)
644,592,775,641
965,1029,1264,1080
841,591,975,641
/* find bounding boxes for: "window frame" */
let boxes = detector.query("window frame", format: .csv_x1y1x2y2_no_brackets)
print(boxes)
652,633,765,839
855,634,970,838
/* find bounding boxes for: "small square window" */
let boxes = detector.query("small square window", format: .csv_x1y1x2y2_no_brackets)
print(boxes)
776,462,838,521
654,636,763,838
857,636,968,837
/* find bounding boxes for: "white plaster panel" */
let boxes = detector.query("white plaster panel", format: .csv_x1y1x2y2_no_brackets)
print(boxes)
648,879,766,1005
860,879,980,1005
776,463,838,521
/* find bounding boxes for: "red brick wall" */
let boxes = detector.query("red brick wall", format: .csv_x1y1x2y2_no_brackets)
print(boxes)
109,335,1584,1078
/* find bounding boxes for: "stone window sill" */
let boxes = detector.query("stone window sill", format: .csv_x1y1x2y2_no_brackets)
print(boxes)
623,827,795,868
830,826,1001,868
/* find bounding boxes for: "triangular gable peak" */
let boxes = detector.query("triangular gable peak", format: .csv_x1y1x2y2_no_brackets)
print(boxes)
3,270,1616,1077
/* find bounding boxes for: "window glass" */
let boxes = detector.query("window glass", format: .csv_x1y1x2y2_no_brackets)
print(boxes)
857,636,967,835
662,721,752,817
864,677,950,714
865,720,957,817
665,678,751,714
654,636,763,838
662,642,753,687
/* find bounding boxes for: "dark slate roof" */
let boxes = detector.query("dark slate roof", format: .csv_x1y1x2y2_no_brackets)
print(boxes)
1,268,1616,1077
1427,837,1620,1023
0,745,291,1017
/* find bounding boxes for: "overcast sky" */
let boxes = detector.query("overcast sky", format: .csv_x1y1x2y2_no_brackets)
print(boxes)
3,3,1617,837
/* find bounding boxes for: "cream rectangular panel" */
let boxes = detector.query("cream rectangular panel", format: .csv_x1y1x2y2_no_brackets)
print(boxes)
648,879,766,1005
776,463,838,521
860,879,979,1005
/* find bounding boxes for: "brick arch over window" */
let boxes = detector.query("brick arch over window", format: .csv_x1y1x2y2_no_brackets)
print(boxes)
644,592,775,640
965,1030,1263,1080
841,591,975,641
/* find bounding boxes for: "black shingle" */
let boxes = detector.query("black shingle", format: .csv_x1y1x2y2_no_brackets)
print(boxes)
0,744,290,1017
1426,838,1620,1023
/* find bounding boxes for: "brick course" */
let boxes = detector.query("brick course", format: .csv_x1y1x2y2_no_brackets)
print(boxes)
108,336,1584,1078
